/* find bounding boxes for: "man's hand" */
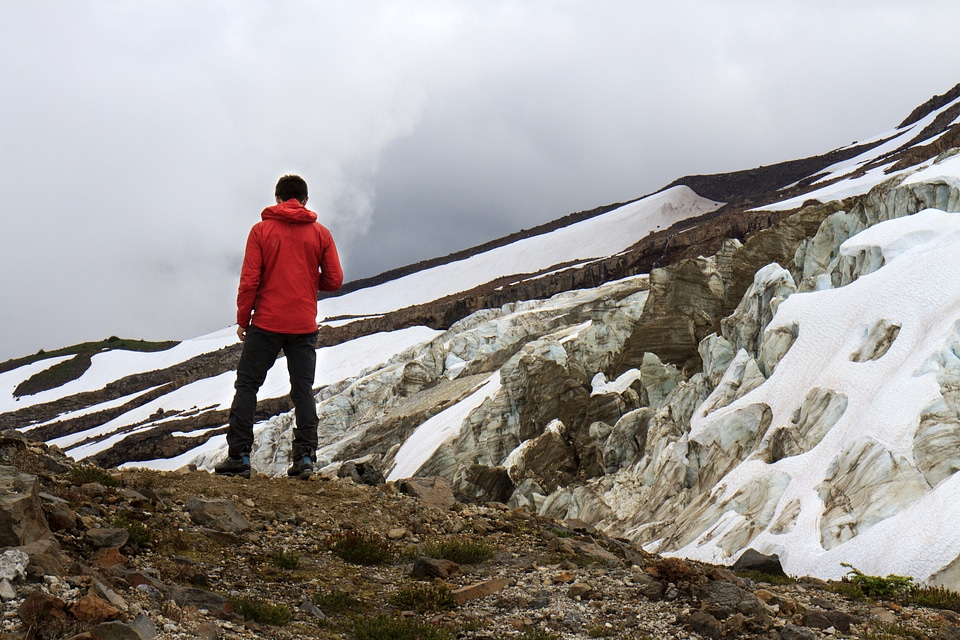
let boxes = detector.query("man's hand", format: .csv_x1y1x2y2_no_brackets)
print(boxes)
237,326,247,342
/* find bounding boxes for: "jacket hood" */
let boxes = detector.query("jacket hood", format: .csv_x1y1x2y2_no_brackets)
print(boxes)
261,199,318,223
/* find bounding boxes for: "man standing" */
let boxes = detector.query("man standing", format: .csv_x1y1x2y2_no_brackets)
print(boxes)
215,175,343,478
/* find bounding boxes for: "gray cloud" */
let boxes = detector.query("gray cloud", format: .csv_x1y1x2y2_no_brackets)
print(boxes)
1,0,957,360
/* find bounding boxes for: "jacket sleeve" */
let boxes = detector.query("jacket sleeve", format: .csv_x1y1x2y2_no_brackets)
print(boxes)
236,225,262,328
318,227,344,293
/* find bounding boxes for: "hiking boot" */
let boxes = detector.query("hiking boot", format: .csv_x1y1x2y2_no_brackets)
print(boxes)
288,455,314,479
215,454,250,478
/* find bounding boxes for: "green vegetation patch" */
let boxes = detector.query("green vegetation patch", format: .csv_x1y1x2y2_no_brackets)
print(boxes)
423,536,495,565
113,514,153,548
327,531,393,565
351,615,452,640
268,550,300,570
903,584,960,612
70,465,120,488
735,569,798,586
388,583,457,613
230,597,293,626
517,627,561,640
859,622,928,639
841,563,914,599
312,588,362,615
4,336,179,395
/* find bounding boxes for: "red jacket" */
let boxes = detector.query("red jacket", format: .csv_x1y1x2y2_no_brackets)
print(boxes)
236,199,343,334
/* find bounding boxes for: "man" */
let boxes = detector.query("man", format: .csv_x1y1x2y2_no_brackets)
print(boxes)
215,174,343,479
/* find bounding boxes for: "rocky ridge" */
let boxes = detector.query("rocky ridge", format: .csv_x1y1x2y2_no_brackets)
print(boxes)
7,86,958,467
2,430,960,640
3,84,960,596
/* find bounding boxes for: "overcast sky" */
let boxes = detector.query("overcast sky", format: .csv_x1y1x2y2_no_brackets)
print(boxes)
1,1,957,361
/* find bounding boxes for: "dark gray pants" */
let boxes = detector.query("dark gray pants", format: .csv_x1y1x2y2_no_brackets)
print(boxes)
227,325,319,461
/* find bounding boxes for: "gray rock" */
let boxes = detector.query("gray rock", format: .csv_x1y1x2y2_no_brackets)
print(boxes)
166,584,229,612
732,548,784,576
397,477,458,510
0,549,29,581
697,580,763,620
18,538,69,578
89,621,143,640
684,610,723,640
801,609,834,630
632,573,665,601
128,613,157,639
0,466,53,547
86,528,130,549
412,556,460,579
0,579,15,601
299,598,326,619
338,460,385,486
184,498,251,533
92,579,128,612
781,624,818,640
192,621,220,640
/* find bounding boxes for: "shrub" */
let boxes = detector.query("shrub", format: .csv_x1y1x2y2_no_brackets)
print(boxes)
70,466,120,487
517,627,561,640
736,569,797,586
903,584,960,612
842,563,913,599
230,598,293,626
827,580,865,601
352,615,452,640
312,588,361,614
424,536,495,565
388,583,457,613
587,622,619,637
268,550,300,569
859,622,927,639
327,531,392,565
120,519,153,548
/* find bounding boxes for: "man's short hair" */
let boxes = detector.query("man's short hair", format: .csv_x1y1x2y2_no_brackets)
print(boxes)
275,175,308,203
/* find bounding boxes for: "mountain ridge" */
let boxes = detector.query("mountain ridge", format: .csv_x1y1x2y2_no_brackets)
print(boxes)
4,83,960,592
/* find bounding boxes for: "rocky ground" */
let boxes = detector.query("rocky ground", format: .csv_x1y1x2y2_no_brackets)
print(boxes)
2,432,960,640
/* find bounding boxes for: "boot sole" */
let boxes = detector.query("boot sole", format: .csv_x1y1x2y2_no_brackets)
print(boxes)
215,469,251,478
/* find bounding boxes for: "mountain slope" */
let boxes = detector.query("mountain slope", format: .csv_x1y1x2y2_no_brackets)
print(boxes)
4,83,960,588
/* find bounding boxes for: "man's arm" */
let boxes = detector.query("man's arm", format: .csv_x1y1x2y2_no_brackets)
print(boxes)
236,225,263,336
318,228,344,292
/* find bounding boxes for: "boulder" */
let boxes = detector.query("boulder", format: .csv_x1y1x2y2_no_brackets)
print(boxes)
0,466,52,547
86,528,129,549
397,477,457,510
184,498,251,533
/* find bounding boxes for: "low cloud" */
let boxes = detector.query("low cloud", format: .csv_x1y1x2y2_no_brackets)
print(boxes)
1,1,958,359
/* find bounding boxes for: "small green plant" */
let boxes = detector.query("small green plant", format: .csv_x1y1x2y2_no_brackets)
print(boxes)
327,531,392,565
388,583,457,613
842,563,914,599
424,536,495,564
517,627,561,640
587,622,619,637
902,584,960,612
859,621,927,639
827,580,865,601
117,518,153,548
351,614,452,640
230,597,293,626
735,569,797,586
312,588,362,614
70,466,120,487
268,550,300,569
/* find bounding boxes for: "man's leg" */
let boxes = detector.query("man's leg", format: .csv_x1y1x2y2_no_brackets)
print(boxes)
283,331,319,470
226,326,284,459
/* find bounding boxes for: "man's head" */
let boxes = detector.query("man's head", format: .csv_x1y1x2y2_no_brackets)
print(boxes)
275,174,308,204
